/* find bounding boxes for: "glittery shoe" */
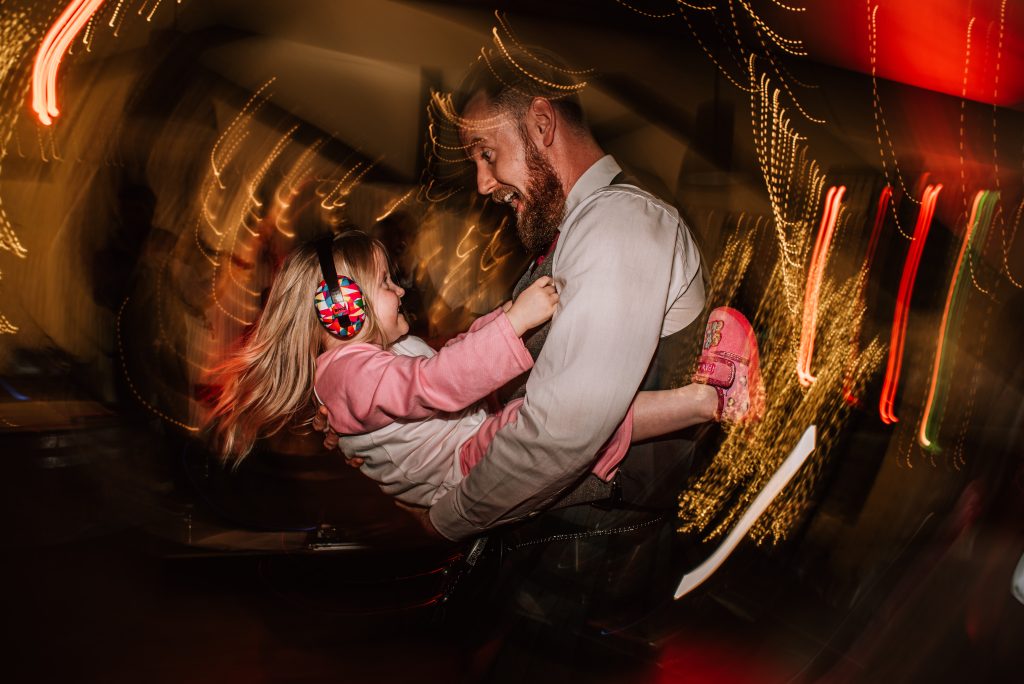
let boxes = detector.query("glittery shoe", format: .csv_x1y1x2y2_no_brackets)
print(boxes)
692,307,764,423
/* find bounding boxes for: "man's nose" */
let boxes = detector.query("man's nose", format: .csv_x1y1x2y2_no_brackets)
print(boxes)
476,167,498,196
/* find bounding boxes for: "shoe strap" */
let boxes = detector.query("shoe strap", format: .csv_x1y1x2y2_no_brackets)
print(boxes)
708,348,751,366
693,355,735,388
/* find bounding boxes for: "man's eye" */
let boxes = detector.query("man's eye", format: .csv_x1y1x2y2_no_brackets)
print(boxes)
481,150,493,162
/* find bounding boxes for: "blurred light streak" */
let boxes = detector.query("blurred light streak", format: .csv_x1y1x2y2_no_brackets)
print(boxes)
844,185,892,404
736,0,806,56
210,79,274,185
31,0,106,126
956,15,996,298
108,0,128,28
759,41,824,124
724,3,821,123
1002,199,1024,288
797,185,845,387
679,219,883,544
0,266,16,334
919,190,998,451
479,217,513,272
613,1,679,19
246,124,299,208
678,4,753,92
990,1,1018,291
282,141,324,196
768,0,805,12
192,217,219,265
494,12,593,78
879,183,942,425
319,160,375,211
81,11,97,50
202,83,292,325
750,58,826,315
680,58,882,544
0,377,29,400
143,0,164,23
426,18,577,201
155,255,214,376
0,0,39,322
868,1,921,241
431,221,481,322
376,190,414,223
0,314,17,335
675,425,815,599
109,0,130,35
957,16,978,221
117,298,198,432
411,197,524,337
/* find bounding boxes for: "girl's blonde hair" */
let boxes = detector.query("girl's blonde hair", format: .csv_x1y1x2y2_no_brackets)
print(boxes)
206,229,388,467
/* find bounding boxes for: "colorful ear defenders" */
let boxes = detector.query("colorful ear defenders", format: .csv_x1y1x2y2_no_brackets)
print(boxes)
314,237,366,338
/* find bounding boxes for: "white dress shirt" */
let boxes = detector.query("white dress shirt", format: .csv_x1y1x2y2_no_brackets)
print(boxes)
429,155,705,540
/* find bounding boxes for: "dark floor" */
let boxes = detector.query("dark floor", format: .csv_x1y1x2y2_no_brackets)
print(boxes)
3,398,1023,683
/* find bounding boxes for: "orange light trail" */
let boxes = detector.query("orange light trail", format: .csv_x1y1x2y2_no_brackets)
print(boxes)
796,184,845,387
31,0,107,126
878,183,942,425
919,190,998,450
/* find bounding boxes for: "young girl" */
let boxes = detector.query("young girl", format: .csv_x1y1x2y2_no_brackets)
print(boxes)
207,230,762,507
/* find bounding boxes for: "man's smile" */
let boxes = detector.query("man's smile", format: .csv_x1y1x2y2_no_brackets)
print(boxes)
495,187,522,211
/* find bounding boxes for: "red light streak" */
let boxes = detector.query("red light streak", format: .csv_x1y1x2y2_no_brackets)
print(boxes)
797,185,845,387
844,185,892,404
878,184,942,425
31,0,106,126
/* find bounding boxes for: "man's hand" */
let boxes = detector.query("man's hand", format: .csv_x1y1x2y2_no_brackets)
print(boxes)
395,501,445,540
313,405,363,467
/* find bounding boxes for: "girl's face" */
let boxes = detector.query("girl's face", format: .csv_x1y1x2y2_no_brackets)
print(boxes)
367,249,408,345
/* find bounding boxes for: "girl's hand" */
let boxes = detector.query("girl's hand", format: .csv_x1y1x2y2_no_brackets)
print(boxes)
505,276,559,336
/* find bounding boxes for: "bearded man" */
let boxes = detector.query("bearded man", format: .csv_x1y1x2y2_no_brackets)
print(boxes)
411,45,709,633
312,39,709,634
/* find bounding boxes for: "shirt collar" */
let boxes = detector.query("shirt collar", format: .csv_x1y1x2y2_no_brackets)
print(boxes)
562,155,621,220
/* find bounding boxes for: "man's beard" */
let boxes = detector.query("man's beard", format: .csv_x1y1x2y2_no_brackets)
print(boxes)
515,133,565,254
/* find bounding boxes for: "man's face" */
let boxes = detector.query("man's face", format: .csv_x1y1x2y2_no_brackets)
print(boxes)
460,95,565,253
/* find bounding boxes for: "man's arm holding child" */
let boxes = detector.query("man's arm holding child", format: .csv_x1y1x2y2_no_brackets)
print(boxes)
429,193,692,540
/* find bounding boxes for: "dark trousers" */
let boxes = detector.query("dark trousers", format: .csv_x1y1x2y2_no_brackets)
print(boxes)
485,433,699,635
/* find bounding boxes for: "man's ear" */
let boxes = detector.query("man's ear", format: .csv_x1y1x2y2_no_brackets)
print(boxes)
527,97,556,148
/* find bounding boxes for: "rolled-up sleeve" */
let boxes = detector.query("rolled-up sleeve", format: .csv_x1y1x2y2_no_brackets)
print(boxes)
430,189,694,540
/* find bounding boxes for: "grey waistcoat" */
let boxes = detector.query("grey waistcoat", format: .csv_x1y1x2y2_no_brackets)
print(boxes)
507,179,705,510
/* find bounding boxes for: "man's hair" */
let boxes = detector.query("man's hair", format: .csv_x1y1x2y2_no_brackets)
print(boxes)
453,44,590,134
423,33,594,197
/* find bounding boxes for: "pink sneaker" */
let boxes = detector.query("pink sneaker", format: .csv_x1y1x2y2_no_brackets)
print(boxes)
693,307,764,423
